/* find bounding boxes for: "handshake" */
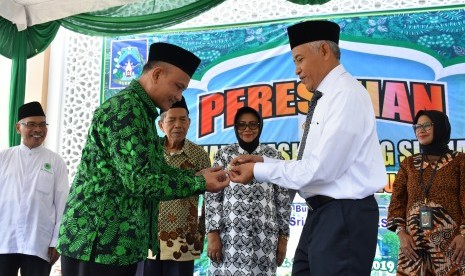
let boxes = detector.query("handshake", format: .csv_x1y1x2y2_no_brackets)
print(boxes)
196,154,264,192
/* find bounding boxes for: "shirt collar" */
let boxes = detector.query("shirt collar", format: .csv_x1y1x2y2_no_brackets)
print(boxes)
237,143,259,154
316,64,346,95
130,79,159,119
19,143,44,152
413,151,457,170
163,137,196,158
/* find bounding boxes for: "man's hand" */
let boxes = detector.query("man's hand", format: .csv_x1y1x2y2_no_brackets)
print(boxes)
207,231,223,263
48,247,60,265
276,236,288,266
195,167,212,176
229,154,263,166
201,167,230,192
228,163,255,184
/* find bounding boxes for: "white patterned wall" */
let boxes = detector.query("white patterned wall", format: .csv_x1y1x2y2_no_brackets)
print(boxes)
55,31,102,183
173,0,465,29
56,0,465,183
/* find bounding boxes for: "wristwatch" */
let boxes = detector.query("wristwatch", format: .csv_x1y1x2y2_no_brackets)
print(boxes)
279,235,289,241
395,226,405,235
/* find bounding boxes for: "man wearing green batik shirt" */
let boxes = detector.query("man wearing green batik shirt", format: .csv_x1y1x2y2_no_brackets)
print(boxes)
57,42,229,276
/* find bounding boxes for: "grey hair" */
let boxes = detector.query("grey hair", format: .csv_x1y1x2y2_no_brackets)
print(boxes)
159,109,190,122
309,40,341,60
159,111,168,122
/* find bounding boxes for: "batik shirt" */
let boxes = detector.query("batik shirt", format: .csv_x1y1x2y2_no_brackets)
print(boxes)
148,138,211,261
57,80,206,265
206,144,291,276
387,151,465,275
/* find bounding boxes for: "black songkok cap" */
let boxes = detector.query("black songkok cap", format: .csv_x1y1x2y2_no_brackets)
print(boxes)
169,96,189,114
287,20,340,49
148,42,201,77
18,101,45,121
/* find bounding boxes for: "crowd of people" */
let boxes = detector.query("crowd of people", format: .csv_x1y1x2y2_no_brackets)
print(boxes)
1,19,463,276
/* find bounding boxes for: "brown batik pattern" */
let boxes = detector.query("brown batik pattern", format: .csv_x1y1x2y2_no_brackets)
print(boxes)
387,151,465,275
154,138,211,261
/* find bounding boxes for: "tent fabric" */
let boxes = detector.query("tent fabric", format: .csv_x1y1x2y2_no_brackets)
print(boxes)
0,17,60,59
1,0,330,32
0,17,60,146
8,32,27,148
60,0,228,36
0,0,142,31
0,0,330,146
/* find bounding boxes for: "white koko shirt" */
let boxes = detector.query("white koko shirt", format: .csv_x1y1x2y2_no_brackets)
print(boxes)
0,144,69,261
255,65,386,200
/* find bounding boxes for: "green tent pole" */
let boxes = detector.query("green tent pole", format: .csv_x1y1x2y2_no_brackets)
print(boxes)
8,31,27,147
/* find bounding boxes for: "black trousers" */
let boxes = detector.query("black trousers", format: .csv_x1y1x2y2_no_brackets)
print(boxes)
135,254,194,276
292,195,379,276
61,255,137,276
0,253,51,276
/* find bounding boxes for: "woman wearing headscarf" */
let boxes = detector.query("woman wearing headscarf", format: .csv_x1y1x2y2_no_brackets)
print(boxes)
387,110,465,275
205,106,291,275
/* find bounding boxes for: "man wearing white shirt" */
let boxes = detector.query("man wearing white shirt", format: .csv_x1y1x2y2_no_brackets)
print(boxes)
0,101,69,276
229,20,386,275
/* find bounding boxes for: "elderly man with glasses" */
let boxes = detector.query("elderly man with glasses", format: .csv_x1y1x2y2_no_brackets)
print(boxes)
0,101,69,276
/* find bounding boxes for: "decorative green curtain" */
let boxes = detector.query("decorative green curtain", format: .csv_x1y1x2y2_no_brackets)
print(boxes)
60,0,331,37
0,17,60,146
61,0,227,36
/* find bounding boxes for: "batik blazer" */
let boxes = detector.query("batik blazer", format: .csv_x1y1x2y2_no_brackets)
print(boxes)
387,152,465,275
57,80,206,265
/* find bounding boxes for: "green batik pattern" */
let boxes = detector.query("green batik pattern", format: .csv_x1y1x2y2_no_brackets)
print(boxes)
156,138,212,260
106,10,465,100
57,80,206,265
335,10,465,60
104,9,465,101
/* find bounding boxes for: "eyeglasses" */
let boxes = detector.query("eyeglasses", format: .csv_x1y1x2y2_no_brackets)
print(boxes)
235,122,260,130
412,122,433,132
20,122,49,129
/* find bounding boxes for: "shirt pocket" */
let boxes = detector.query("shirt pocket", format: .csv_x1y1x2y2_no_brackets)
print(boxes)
307,122,322,146
36,169,54,194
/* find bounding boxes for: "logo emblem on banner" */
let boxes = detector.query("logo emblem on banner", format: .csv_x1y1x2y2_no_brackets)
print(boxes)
110,39,148,88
